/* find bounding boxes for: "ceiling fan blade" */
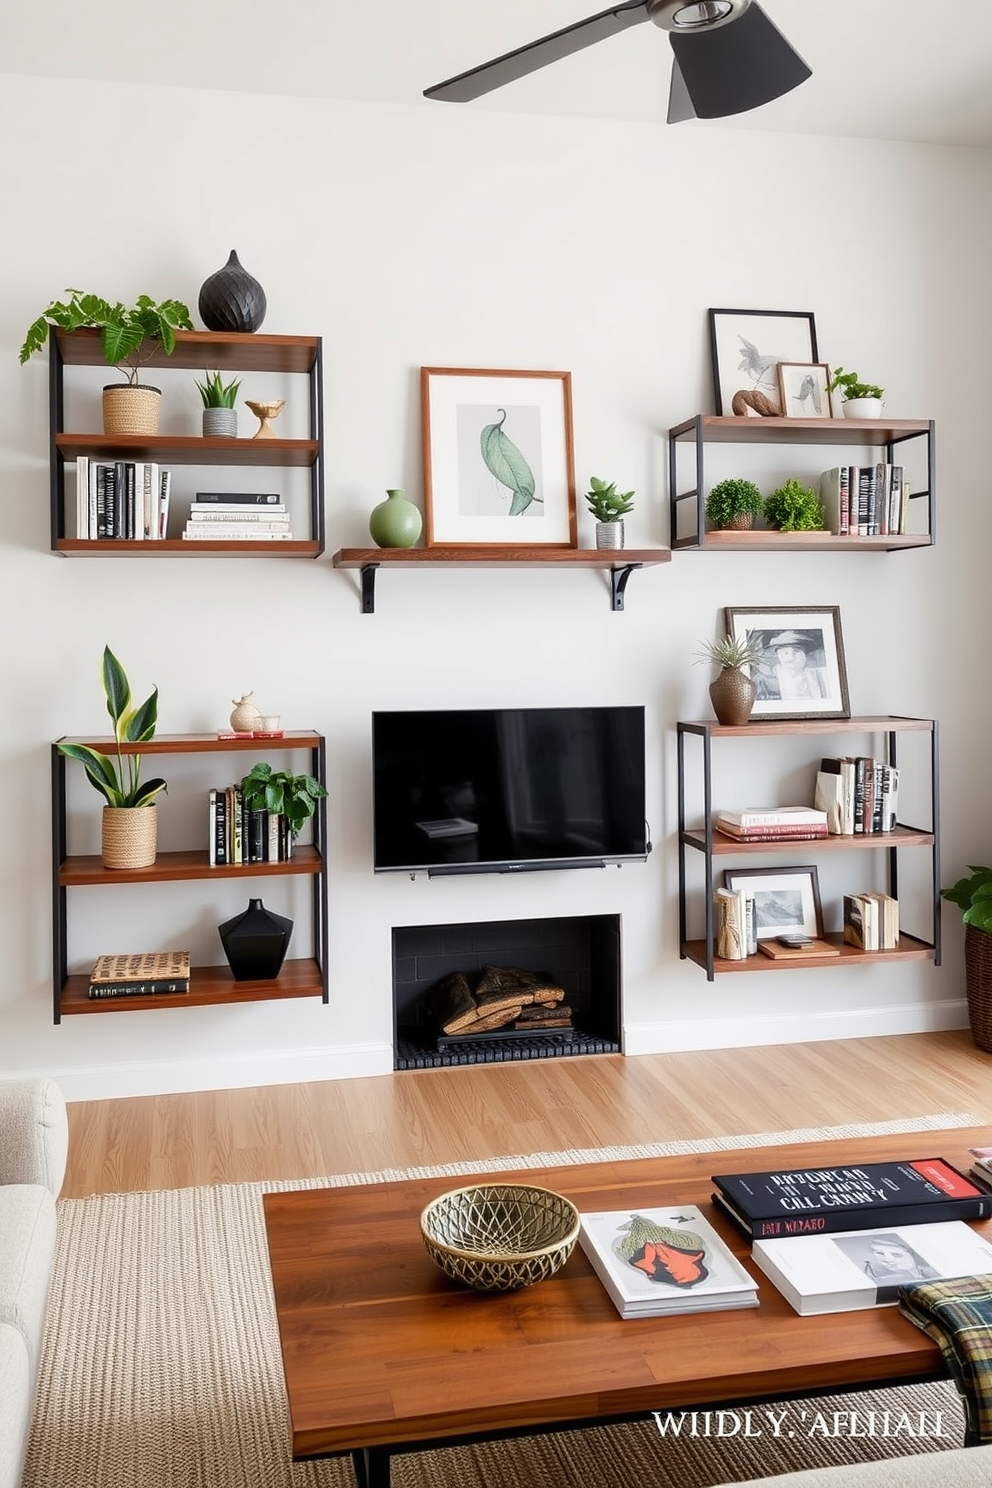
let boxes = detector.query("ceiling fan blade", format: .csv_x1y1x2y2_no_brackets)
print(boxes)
666,57,696,123
669,1,811,119
424,2,651,103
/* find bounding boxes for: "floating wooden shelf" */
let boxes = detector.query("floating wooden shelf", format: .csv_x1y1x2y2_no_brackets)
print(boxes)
55,539,322,557
55,327,320,374
681,826,934,856
55,434,319,468
681,932,936,974
59,958,325,1014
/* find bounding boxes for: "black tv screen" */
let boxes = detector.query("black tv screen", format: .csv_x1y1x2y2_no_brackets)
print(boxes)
372,706,647,875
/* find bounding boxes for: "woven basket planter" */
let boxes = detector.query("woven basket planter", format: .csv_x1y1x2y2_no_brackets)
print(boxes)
964,924,992,1052
102,385,162,437
102,805,158,870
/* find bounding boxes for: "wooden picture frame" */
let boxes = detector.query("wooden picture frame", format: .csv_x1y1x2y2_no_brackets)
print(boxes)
724,605,850,721
723,865,823,940
421,367,577,548
708,309,818,417
778,362,834,419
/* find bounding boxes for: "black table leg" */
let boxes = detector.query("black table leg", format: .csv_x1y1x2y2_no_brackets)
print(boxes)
351,1446,391,1488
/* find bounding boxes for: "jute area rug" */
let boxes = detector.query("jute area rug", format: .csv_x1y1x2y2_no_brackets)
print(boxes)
24,1113,978,1488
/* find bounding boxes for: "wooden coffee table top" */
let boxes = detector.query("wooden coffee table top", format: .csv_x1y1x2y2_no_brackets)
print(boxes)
263,1127,989,1459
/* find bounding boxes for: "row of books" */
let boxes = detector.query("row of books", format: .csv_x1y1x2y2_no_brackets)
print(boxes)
74,457,171,540
183,491,294,542
814,757,900,835
819,462,910,537
843,891,900,950
87,950,190,999
209,786,293,866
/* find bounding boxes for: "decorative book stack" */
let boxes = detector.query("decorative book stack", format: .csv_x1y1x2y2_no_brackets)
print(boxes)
819,462,910,538
88,950,191,999
183,491,293,541
74,456,171,540
843,892,899,950
208,787,291,866
814,758,899,836
714,807,829,843
578,1204,758,1319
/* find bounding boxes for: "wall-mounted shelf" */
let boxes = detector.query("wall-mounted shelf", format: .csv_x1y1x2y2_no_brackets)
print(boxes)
668,415,935,550
332,545,671,612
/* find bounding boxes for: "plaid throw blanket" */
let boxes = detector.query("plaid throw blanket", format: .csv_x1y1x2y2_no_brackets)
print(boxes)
900,1274,992,1445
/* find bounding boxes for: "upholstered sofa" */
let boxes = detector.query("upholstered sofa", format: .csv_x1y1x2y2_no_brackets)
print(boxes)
717,1442,992,1485
0,1079,67,1488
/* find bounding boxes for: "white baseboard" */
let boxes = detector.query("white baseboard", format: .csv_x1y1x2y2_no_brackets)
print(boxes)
623,999,969,1055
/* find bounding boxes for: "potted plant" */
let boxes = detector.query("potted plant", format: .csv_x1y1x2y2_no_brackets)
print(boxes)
763,478,825,532
704,477,764,532
585,476,634,550
20,288,193,436
827,367,884,420
240,761,327,855
694,633,765,726
57,646,167,869
196,370,242,438
941,867,992,1052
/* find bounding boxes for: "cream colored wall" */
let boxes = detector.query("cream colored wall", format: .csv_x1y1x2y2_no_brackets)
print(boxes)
0,72,988,1100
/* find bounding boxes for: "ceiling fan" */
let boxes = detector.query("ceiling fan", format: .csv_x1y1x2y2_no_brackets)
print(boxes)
424,0,811,124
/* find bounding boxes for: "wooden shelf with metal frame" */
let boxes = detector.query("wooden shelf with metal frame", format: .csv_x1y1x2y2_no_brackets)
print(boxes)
676,715,940,981
51,731,329,1021
668,414,935,551
48,328,325,555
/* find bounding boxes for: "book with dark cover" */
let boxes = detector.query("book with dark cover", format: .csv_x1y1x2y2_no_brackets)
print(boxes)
711,1157,992,1240
89,977,190,998
246,806,267,863
195,492,282,505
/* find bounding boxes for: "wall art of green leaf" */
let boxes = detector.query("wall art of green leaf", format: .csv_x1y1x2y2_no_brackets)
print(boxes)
480,409,539,516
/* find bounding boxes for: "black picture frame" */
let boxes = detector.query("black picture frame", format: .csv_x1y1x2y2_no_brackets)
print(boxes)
708,308,819,417
723,865,823,940
724,605,851,721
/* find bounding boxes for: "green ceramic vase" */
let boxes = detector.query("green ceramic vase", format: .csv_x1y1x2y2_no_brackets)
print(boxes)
369,488,422,549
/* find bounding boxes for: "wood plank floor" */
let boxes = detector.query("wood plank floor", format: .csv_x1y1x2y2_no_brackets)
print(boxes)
62,1030,992,1198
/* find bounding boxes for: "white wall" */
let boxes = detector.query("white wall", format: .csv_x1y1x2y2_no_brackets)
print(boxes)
0,72,988,1101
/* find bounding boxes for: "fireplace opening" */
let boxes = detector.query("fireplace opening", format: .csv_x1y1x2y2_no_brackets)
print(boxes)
392,914,621,1070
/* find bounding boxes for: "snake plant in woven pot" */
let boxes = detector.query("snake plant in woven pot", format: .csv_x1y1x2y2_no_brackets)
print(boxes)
58,647,167,869
941,867,992,1052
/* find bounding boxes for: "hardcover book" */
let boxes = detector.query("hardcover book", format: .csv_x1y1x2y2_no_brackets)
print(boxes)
88,949,191,998
757,938,840,961
752,1220,992,1315
577,1204,758,1318
711,1157,992,1240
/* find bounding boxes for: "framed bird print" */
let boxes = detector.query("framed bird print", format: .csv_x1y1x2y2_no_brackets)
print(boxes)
421,367,577,547
708,309,819,417
778,362,833,419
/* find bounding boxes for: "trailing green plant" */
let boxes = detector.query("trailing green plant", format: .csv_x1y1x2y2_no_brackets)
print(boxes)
585,476,635,523
704,477,764,528
57,647,167,808
240,761,328,838
942,866,992,935
693,634,765,671
827,366,884,402
19,289,193,386
763,478,825,532
196,369,241,408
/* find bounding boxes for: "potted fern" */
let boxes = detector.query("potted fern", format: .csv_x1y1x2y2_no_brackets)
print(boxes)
585,477,635,550
827,367,884,419
941,867,992,1052
196,370,242,438
763,478,825,532
694,633,765,725
20,288,193,436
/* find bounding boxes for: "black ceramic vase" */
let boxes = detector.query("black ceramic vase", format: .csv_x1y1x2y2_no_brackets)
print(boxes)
218,898,293,981
198,250,267,334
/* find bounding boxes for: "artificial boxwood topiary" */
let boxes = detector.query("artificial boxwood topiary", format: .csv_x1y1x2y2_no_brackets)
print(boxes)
704,477,764,529
763,478,825,532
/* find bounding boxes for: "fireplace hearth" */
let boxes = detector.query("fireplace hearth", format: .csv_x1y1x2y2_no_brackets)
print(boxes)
392,914,621,1071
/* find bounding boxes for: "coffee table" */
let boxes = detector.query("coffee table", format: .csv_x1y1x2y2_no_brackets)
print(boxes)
263,1127,988,1487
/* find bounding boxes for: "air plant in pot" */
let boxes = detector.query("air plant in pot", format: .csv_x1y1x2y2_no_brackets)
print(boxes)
694,632,765,726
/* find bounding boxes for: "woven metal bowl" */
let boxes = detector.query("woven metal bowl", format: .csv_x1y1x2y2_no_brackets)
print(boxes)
420,1183,580,1291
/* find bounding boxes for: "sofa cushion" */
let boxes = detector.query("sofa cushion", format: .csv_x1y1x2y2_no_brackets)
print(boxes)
0,1185,56,1381
0,1322,30,1488
714,1441,992,1487
0,1079,68,1197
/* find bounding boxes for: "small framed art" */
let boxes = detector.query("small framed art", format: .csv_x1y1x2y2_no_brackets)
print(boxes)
724,605,850,721
777,362,833,419
723,865,823,941
708,308,818,417
420,367,577,548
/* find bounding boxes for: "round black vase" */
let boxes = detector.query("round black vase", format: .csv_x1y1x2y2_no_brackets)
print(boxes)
198,249,267,334
218,898,293,981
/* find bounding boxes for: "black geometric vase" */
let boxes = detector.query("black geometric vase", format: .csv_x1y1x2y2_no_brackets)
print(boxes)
218,898,293,981
198,249,267,334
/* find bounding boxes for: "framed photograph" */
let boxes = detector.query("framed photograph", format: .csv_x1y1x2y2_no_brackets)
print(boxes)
708,308,818,417
421,367,577,548
777,362,833,419
725,605,850,721
723,866,823,940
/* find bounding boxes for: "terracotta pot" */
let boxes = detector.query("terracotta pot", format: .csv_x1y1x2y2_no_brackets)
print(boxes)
709,667,756,726
102,805,158,869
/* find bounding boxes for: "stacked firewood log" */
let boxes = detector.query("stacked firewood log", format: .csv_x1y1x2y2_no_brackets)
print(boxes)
433,965,573,1035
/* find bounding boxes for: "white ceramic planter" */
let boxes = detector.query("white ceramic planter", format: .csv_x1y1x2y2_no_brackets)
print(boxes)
842,397,882,419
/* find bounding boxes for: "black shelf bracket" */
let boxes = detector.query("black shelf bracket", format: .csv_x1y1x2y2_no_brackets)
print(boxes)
609,563,641,612
360,563,379,614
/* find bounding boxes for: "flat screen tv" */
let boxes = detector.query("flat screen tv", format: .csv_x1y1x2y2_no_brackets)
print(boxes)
372,706,648,876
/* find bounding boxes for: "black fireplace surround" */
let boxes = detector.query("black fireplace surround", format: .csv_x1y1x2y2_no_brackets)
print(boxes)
392,914,621,1070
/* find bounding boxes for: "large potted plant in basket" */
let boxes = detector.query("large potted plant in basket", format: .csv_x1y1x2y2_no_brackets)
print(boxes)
942,867,992,1052
58,646,167,869
20,288,193,437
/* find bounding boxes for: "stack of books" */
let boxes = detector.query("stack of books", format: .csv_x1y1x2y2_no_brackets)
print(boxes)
88,950,190,999
843,892,900,950
819,462,910,537
208,786,291,865
814,757,899,835
713,806,829,843
578,1204,758,1318
74,456,171,540
183,491,294,541
967,1145,992,1191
